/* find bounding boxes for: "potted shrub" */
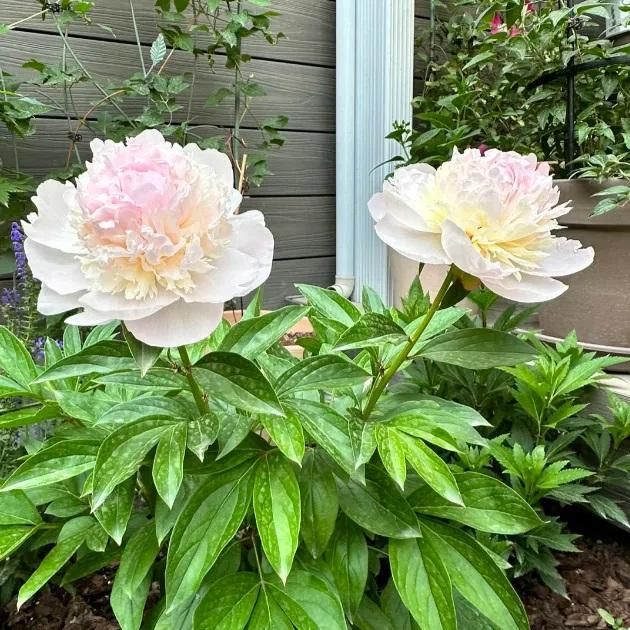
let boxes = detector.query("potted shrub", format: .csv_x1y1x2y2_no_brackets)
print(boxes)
392,0,630,347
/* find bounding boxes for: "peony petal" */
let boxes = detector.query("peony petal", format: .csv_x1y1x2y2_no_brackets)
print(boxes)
226,211,274,283
66,308,116,326
185,248,258,303
532,238,594,277
124,300,224,347
375,215,450,264
24,239,88,296
127,129,167,147
184,144,234,189
441,220,511,280
23,181,82,254
38,285,83,316
78,290,177,320
483,273,568,303
368,192,429,230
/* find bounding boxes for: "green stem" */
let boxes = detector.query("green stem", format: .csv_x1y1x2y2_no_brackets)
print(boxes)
178,345,210,415
362,267,456,420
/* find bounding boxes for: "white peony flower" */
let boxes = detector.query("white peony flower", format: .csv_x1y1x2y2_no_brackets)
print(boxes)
23,130,274,347
369,148,594,302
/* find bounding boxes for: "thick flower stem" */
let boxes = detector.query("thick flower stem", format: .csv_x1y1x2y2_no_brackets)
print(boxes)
178,345,210,415
362,267,456,421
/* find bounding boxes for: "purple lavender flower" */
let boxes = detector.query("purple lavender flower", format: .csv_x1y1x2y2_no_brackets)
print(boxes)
1,287,20,308
10,222,27,285
31,336,46,363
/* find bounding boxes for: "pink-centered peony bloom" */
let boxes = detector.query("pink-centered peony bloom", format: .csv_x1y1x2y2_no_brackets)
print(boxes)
369,148,594,303
23,130,274,347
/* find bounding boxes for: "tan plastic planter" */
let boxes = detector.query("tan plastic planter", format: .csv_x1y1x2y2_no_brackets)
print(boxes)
538,179,630,348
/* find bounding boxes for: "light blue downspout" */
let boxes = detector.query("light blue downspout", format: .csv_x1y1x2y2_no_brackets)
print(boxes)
332,0,356,298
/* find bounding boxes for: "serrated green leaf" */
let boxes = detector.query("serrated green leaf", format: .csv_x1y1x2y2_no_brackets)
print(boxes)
2,440,98,491
254,452,301,583
92,417,177,509
194,352,283,416
219,306,309,359
390,537,456,630
150,33,167,66
410,472,542,534
165,462,256,610
153,423,187,508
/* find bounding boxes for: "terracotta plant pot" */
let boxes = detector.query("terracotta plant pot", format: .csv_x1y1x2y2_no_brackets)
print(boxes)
538,179,630,349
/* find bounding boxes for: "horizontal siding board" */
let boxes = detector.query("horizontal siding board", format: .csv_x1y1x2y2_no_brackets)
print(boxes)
0,0,335,67
241,196,335,259
0,118,335,196
259,256,335,307
1,31,334,132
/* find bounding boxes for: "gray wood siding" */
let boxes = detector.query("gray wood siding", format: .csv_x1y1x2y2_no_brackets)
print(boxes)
0,0,336,308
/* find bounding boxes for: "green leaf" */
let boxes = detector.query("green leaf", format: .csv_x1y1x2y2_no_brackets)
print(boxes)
35,341,135,383
462,51,494,71
287,400,359,474
150,33,167,66
398,433,462,505
419,329,535,369
326,515,368,621
63,326,82,356
299,449,338,559
83,321,121,347
187,413,220,461
92,417,177,509
0,326,38,389
0,404,60,430
375,424,408,490
336,466,420,538
123,326,162,376
421,520,529,630
276,355,371,398
0,490,42,525
335,314,407,351
362,286,386,314
219,306,309,359
165,462,256,610
94,368,188,392
94,476,135,545
355,597,395,630
153,422,187,508
206,86,234,108
17,516,95,608
97,396,189,428
390,537,456,630
55,390,115,425
216,413,256,459
296,284,361,327
261,409,305,464
116,521,160,598
194,352,283,416
409,472,542,534
2,440,98,491
283,570,346,630
0,526,39,561
194,573,260,629
111,569,151,630
253,452,301,583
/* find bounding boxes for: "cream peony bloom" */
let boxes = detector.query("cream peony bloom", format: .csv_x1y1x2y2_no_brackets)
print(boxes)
23,130,273,347
369,148,594,302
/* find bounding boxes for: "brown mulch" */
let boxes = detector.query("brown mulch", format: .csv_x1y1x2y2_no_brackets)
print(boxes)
281,331,312,346
519,538,630,629
1,572,118,629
